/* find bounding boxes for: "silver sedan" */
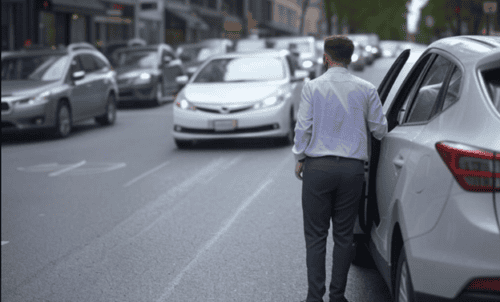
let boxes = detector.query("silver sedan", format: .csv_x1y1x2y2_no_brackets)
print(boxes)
172,50,309,148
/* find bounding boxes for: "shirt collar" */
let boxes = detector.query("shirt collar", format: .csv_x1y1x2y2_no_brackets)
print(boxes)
326,66,348,74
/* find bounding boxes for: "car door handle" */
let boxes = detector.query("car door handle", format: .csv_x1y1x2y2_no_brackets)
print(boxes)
393,156,405,168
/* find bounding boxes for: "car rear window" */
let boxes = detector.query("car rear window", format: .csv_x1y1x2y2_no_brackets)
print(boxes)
482,68,500,113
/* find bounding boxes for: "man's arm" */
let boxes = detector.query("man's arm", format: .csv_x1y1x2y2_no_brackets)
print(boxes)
292,83,314,162
367,87,388,140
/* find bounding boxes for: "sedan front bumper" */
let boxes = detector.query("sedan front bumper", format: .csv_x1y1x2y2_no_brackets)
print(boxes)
172,101,290,140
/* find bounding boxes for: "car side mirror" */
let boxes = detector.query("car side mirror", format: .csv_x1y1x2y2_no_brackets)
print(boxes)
163,56,172,64
176,75,189,86
71,70,85,82
291,70,309,82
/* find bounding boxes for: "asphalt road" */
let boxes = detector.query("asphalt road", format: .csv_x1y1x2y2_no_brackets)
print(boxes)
1,57,395,302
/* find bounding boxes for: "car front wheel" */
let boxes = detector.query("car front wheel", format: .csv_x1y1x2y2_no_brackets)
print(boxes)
395,247,415,302
95,94,116,125
54,101,72,138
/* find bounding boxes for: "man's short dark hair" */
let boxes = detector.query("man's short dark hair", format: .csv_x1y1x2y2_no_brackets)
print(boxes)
324,35,354,66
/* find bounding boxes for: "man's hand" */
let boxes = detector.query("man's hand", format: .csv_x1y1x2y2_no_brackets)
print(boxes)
295,162,304,180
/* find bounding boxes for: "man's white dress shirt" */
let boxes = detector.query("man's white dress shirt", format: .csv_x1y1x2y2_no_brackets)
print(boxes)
292,66,388,162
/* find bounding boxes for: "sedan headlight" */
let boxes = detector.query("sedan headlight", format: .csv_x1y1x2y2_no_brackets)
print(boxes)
17,91,51,106
351,54,359,62
134,72,152,84
175,98,196,111
253,94,285,110
302,60,313,69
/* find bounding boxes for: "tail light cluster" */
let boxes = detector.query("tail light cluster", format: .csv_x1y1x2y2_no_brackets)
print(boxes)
436,141,500,192
467,277,500,293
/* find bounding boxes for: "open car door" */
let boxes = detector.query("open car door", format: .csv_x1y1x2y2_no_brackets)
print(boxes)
357,49,411,235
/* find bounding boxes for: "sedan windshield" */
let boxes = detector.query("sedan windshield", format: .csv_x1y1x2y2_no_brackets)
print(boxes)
1,54,69,81
272,40,312,53
193,57,285,83
178,46,220,63
114,50,158,68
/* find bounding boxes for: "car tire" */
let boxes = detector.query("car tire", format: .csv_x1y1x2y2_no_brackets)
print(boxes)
95,94,116,126
395,247,415,302
175,139,192,149
352,234,373,267
155,81,164,106
280,110,295,146
54,101,72,138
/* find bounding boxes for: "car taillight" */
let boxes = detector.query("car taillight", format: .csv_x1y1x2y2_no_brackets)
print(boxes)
435,141,500,192
467,277,500,292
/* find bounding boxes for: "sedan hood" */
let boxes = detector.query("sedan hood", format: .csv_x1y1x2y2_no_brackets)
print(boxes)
1,80,59,98
115,67,157,79
183,82,283,105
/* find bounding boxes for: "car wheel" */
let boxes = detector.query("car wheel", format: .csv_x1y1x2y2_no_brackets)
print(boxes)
280,110,295,145
95,94,116,126
54,101,72,138
352,234,373,267
155,81,163,106
395,247,415,302
175,139,192,149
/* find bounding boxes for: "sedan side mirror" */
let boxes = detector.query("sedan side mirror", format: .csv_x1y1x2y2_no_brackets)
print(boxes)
175,75,189,86
71,70,85,82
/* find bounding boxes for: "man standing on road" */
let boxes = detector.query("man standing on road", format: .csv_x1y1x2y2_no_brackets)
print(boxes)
292,35,387,302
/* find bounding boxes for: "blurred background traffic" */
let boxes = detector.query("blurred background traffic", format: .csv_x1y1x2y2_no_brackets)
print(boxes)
2,0,498,137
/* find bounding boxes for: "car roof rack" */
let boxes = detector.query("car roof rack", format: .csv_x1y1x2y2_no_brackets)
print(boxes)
67,42,97,52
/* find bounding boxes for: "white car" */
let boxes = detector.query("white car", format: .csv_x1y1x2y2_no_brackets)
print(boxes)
172,50,308,148
355,35,500,302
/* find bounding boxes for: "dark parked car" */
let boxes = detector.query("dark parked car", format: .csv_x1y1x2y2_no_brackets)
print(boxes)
113,44,187,106
176,39,233,76
2,42,118,138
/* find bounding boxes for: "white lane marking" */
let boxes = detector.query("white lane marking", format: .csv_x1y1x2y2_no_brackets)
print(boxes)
155,155,290,302
17,163,60,172
123,161,171,188
1,241,9,246
48,160,86,177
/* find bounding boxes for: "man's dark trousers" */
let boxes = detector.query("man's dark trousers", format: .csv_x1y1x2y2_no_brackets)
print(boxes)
302,156,364,302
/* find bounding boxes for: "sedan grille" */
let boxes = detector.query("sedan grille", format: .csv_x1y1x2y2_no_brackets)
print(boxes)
196,105,253,114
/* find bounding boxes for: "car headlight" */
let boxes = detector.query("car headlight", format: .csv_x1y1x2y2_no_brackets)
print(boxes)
175,98,196,111
302,60,313,69
253,94,285,110
17,91,51,106
134,72,152,84
351,54,359,62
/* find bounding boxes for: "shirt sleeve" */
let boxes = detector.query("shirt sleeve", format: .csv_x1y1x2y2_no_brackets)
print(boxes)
292,82,313,162
367,87,388,141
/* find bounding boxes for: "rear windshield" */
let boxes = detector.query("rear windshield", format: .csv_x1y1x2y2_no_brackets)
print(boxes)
482,68,500,113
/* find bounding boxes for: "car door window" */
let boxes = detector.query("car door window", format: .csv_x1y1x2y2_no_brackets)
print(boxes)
67,55,83,80
91,55,109,71
441,67,462,111
79,54,98,73
405,55,453,124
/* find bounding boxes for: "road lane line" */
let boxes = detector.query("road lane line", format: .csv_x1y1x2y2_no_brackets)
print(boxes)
1,241,8,246
123,161,171,187
156,155,291,302
48,160,86,177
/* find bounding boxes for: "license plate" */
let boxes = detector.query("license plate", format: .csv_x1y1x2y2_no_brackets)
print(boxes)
214,120,237,131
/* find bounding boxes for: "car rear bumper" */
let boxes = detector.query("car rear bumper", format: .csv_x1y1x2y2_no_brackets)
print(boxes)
406,184,500,299
415,291,500,302
172,102,289,140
